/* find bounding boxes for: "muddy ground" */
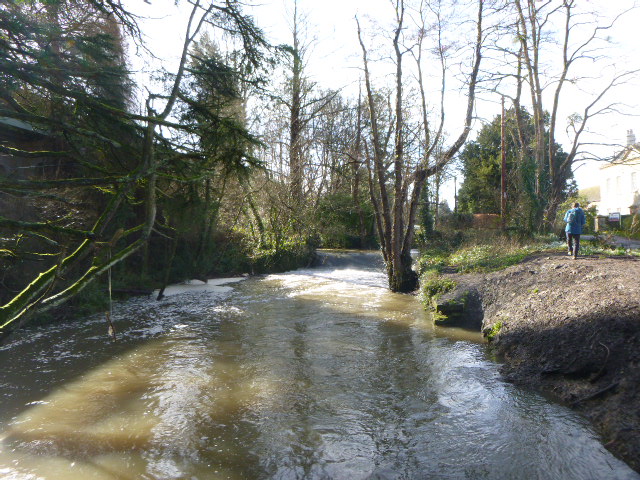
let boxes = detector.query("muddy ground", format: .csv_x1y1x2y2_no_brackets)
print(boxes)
444,252,640,472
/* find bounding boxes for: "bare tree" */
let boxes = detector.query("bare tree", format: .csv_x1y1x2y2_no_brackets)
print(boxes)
511,0,639,228
357,0,484,292
272,0,339,211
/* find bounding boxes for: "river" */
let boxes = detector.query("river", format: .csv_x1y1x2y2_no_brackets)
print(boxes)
0,251,637,479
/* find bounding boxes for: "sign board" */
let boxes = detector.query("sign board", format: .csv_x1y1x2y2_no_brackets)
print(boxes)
609,212,621,222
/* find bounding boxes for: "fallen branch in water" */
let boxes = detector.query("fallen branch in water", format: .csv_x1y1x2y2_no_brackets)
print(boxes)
106,312,117,342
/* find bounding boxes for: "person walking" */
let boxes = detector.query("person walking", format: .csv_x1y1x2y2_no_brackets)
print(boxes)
564,202,587,259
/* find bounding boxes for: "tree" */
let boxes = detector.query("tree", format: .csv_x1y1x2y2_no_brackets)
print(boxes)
151,32,266,293
274,0,337,212
490,0,639,230
458,107,571,232
357,0,485,292
0,0,268,336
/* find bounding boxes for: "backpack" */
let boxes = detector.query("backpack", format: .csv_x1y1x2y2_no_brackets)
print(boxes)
567,209,577,225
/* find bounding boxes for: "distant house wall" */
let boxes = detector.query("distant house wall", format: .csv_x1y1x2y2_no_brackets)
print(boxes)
472,213,501,229
598,146,640,216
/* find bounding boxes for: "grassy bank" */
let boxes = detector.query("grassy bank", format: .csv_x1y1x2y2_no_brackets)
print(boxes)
417,230,640,309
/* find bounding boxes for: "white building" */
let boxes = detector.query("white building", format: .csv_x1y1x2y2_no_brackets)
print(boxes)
598,130,640,216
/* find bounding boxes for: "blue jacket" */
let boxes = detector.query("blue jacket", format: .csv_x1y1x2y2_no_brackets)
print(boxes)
564,207,586,234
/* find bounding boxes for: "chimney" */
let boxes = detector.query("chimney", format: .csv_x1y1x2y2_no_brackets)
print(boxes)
627,129,636,146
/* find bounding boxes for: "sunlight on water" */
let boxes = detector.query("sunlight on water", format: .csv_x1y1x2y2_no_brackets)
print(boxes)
0,251,638,479
0,332,281,479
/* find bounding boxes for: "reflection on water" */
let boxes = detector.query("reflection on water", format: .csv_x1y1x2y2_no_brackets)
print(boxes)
0,251,638,479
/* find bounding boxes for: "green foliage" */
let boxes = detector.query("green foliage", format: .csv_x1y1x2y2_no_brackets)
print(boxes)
416,250,449,274
0,0,274,332
315,192,376,248
578,239,640,257
415,226,465,253
65,279,111,318
31,279,111,326
484,321,503,342
598,214,640,240
249,235,315,273
417,186,435,237
419,269,457,303
554,195,596,234
449,244,530,273
457,107,573,233
457,109,531,215
417,228,640,300
457,140,502,214
418,230,563,274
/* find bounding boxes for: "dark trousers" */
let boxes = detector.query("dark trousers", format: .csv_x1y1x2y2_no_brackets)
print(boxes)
567,232,580,257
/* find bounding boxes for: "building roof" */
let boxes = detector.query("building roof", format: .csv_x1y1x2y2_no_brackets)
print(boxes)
0,116,48,142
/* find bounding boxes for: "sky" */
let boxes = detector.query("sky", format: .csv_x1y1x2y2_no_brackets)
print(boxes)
126,0,640,206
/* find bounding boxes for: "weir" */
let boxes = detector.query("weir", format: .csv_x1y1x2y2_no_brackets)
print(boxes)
0,251,637,479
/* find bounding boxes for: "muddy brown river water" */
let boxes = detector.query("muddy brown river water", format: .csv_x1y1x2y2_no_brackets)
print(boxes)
0,251,638,479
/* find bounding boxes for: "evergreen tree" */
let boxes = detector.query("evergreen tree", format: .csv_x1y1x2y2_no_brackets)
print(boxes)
0,0,269,334
457,107,572,232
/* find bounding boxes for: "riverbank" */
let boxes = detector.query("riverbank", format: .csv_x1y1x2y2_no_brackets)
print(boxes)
438,252,640,471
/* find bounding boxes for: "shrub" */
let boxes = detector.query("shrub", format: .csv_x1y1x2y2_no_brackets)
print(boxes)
250,236,315,273
554,195,597,234
315,193,376,249
419,269,457,303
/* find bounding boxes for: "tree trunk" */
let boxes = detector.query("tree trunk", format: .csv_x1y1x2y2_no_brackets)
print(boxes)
352,89,368,248
289,1,303,205
157,229,179,301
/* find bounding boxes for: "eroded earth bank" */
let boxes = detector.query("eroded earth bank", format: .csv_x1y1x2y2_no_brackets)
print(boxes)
440,253,640,472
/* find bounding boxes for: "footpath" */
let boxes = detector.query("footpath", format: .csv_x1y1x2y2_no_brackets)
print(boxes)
582,234,640,250
438,252,640,472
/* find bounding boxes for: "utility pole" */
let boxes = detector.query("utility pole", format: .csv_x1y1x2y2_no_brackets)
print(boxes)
501,96,507,227
454,175,458,214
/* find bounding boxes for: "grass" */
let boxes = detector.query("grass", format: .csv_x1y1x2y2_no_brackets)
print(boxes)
448,244,532,272
578,243,639,257
418,231,564,275
418,229,640,276
419,269,457,302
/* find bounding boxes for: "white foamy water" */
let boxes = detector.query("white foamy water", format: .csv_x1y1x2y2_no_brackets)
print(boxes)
153,277,246,297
